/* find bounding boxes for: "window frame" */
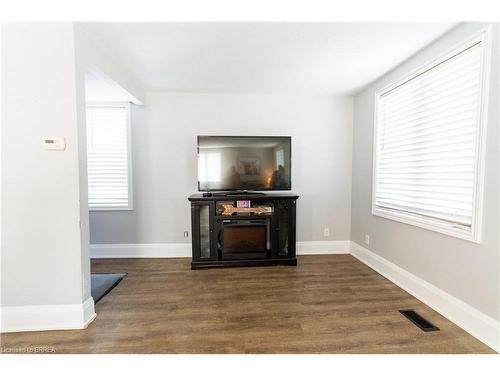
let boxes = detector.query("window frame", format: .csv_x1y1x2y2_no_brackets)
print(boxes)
86,101,134,212
371,27,492,243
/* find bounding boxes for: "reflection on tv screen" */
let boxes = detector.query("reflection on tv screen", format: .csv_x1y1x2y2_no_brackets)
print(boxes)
198,136,291,191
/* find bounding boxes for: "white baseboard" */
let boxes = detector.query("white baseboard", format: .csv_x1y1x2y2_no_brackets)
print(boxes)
90,243,191,258
82,297,97,328
90,240,350,258
297,240,350,254
350,241,499,353
0,297,96,333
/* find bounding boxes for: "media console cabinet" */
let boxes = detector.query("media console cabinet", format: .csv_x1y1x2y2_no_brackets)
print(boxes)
188,193,299,269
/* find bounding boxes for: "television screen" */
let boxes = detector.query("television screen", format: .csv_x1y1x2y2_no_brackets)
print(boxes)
197,136,291,191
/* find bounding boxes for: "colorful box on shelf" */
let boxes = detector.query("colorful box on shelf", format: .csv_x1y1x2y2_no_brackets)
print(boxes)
236,200,251,208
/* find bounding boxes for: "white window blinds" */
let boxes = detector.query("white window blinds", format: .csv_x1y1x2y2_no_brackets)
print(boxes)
86,104,132,210
373,38,487,238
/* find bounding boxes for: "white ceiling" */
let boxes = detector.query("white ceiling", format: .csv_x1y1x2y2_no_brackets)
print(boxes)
81,23,457,95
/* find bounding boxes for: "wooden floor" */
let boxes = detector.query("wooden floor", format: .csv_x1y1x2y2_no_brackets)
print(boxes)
0,255,493,353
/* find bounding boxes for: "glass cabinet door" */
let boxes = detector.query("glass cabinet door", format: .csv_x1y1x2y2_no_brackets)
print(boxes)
191,202,216,261
275,201,290,256
198,204,211,259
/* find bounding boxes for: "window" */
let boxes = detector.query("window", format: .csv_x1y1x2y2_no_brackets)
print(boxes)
86,103,132,210
372,30,491,242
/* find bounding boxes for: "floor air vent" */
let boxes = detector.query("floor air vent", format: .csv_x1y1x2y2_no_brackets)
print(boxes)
399,309,439,332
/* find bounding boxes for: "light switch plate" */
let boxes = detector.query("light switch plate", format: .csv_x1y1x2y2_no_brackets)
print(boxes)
43,137,66,150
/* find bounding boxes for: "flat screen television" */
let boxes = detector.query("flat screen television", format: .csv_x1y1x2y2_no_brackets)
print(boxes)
197,136,291,191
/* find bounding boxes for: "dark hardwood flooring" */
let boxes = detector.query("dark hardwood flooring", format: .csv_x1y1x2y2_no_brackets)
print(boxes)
0,255,494,353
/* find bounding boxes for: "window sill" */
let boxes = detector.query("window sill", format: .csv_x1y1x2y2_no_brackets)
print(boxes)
89,206,133,212
372,206,480,243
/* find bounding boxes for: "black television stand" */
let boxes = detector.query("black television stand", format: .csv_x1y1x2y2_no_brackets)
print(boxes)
188,192,299,269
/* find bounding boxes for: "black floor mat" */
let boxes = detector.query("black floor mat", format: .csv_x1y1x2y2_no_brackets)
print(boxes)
91,273,126,304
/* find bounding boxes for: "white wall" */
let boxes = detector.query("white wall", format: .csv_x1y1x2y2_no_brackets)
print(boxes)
1,24,94,330
351,23,500,320
90,92,353,245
